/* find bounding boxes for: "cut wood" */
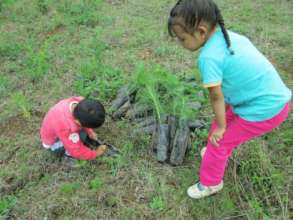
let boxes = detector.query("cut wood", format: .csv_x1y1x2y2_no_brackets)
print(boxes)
156,124,170,162
170,120,190,165
125,104,152,120
188,120,205,130
110,86,130,112
112,100,131,119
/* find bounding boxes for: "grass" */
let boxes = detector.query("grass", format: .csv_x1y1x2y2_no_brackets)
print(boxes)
0,0,292,219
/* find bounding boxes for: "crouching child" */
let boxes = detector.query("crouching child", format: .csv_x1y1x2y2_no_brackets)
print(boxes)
40,96,107,160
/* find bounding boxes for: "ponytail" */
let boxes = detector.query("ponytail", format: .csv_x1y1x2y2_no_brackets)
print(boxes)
215,6,234,55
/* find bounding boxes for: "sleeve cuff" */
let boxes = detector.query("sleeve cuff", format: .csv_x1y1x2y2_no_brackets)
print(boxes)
203,82,222,88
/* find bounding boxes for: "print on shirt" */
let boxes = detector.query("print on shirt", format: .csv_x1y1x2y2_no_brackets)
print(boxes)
69,133,80,144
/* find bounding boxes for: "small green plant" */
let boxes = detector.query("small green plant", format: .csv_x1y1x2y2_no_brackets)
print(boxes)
133,63,201,122
60,183,81,195
37,0,49,14
121,142,134,155
0,0,15,12
102,157,119,176
58,0,103,27
10,92,32,119
150,196,164,211
0,196,16,215
76,160,89,168
121,207,134,220
89,176,103,191
25,40,50,81
74,60,124,100
247,199,269,220
0,75,11,98
0,32,22,60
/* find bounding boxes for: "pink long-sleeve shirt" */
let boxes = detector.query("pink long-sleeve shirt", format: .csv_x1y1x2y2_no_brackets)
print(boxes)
40,97,97,160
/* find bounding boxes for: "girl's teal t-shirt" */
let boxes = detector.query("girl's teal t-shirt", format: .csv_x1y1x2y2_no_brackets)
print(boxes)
198,30,292,121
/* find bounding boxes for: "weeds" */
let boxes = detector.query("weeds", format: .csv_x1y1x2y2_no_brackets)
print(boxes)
25,40,50,82
57,0,103,27
234,141,289,218
0,196,16,216
121,207,134,220
73,29,124,100
60,183,81,195
10,92,32,119
89,176,103,191
0,0,15,12
150,196,165,211
0,33,22,60
0,75,11,98
37,0,49,14
74,60,124,100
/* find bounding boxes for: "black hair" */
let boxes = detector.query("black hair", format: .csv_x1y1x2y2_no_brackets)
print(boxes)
168,0,234,54
73,99,106,128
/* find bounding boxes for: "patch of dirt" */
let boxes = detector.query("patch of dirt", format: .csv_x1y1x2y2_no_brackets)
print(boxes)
138,48,154,60
0,111,43,138
0,146,21,165
94,117,127,148
0,154,63,196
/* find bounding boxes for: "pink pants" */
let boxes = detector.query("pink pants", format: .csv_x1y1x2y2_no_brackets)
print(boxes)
200,102,291,186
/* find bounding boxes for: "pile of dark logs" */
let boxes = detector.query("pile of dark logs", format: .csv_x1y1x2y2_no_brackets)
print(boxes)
110,86,206,165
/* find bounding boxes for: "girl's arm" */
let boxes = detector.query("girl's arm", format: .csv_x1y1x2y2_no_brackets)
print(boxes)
208,85,226,146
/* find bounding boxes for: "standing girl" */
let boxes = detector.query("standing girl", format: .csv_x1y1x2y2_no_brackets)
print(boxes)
168,0,292,199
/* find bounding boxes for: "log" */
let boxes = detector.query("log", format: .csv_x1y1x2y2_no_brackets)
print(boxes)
170,120,190,165
112,100,131,119
133,124,156,135
188,120,205,130
125,104,152,120
136,116,156,128
156,124,170,162
110,86,129,112
167,116,177,157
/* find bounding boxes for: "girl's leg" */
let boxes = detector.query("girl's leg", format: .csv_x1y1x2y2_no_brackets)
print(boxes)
200,103,290,186
201,106,237,157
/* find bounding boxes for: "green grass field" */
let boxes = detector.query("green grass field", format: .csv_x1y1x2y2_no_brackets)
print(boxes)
0,0,292,219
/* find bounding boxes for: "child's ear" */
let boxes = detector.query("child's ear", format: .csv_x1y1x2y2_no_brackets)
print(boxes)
197,25,209,39
74,119,81,126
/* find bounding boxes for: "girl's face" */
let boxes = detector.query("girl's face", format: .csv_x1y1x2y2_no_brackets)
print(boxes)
171,23,213,51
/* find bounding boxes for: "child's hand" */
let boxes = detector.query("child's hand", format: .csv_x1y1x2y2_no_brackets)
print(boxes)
210,128,225,147
96,145,107,157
